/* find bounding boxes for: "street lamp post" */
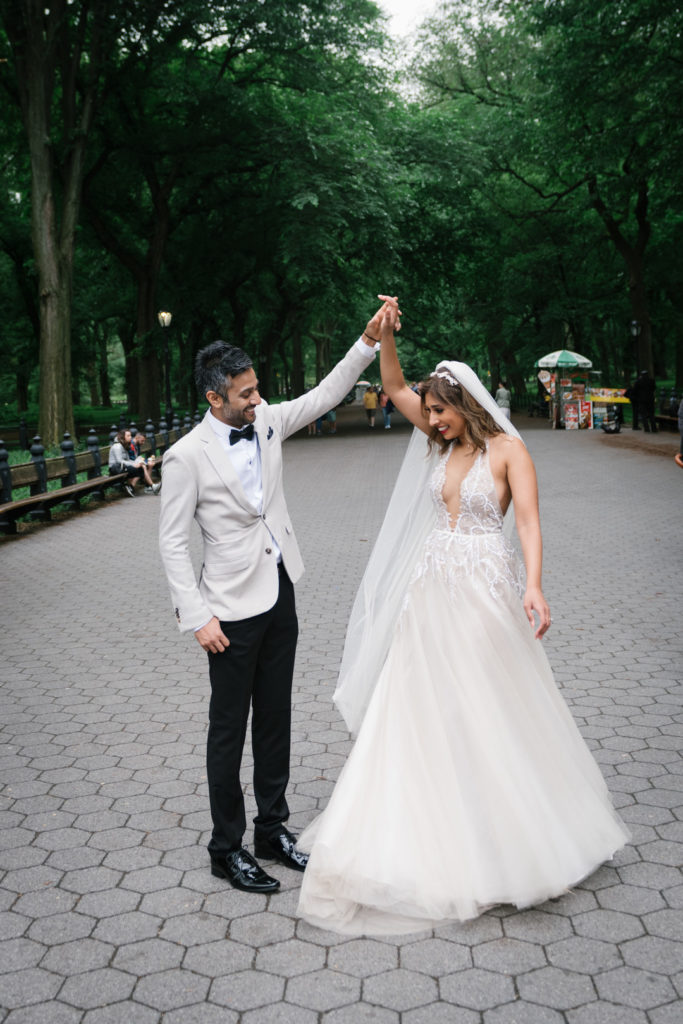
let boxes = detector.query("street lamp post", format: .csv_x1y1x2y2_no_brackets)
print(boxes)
158,310,173,423
630,320,641,374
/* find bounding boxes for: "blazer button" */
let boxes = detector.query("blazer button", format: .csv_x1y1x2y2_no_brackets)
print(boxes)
265,547,272,554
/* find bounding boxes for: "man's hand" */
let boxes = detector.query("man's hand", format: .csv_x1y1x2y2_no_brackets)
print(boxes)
195,616,230,653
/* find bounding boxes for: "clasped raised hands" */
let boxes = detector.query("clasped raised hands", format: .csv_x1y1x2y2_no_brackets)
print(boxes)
362,295,402,347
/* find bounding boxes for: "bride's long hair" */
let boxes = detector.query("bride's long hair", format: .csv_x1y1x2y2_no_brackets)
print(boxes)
418,374,503,453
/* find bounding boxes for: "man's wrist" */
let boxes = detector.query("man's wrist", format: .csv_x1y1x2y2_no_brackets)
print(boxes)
355,335,379,354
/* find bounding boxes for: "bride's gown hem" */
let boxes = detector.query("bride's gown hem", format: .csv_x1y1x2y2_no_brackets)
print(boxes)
297,445,629,937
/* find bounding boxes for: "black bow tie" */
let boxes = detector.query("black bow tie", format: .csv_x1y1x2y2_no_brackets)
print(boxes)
229,424,255,445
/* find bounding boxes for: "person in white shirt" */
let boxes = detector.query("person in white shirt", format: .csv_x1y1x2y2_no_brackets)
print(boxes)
158,302,385,894
495,380,512,420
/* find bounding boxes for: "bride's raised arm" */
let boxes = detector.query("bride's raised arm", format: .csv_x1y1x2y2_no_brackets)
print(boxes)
377,296,429,434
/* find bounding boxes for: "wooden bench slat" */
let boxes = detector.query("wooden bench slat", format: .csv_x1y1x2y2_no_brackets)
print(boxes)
0,474,128,529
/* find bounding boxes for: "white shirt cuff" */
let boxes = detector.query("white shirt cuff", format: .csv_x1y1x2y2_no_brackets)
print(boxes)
194,618,212,633
355,336,379,355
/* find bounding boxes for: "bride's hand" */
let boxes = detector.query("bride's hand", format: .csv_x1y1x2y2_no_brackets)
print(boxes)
524,586,551,638
362,296,401,347
377,294,402,338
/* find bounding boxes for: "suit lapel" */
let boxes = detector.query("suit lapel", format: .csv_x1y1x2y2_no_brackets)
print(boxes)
199,415,255,514
255,414,275,509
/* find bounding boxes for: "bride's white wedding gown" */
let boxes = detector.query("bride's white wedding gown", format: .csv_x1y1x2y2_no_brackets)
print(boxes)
297,444,629,935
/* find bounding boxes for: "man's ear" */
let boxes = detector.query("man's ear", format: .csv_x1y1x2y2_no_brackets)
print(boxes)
206,391,223,410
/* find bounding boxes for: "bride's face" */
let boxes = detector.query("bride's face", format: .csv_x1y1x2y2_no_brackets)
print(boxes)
424,392,467,443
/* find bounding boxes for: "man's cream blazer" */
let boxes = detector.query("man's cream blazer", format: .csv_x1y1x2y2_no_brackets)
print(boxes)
158,341,376,630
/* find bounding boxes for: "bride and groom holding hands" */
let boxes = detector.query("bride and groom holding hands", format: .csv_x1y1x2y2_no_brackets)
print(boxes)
158,296,628,936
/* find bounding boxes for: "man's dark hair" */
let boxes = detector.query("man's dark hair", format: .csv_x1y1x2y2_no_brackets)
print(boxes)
195,341,253,399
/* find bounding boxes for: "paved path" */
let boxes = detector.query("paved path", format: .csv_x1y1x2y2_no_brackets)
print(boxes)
1,410,681,1023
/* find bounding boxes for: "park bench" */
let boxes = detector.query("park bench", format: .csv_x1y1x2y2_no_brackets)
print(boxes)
654,413,678,432
0,420,191,535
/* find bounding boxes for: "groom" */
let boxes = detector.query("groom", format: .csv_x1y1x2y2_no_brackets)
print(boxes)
158,310,383,893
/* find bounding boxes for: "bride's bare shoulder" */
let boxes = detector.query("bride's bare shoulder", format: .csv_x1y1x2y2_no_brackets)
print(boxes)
489,433,529,470
489,433,524,454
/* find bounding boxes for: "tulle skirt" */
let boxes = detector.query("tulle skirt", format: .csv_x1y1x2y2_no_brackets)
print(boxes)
297,547,629,935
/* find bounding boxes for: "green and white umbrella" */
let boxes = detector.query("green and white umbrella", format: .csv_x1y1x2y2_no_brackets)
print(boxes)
534,349,592,369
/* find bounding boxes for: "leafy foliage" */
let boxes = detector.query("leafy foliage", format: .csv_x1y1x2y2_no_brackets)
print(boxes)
0,0,680,435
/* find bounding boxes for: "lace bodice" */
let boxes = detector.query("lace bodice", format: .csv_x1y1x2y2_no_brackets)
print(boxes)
406,443,525,602
430,445,504,534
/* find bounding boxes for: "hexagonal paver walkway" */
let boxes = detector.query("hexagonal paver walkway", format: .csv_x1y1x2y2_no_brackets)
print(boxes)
1,408,681,1022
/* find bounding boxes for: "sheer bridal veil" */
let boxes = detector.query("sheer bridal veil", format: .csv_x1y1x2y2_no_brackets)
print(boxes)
333,360,523,735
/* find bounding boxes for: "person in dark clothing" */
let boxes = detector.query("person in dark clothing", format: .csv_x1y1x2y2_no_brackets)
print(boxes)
625,380,638,429
633,371,657,433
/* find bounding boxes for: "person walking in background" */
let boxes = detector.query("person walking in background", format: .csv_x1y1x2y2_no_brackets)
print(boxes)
495,380,512,421
158,303,385,895
379,389,394,429
363,386,379,428
633,370,657,433
625,379,639,430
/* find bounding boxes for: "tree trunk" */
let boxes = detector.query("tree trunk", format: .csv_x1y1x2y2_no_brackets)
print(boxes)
32,146,77,442
278,340,290,398
486,313,503,394
177,326,189,415
186,320,204,414
16,370,29,412
291,331,304,397
313,319,334,385
588,176,653,376
664,286,683,389
118,319,138,414
135,277,161,422
590,317,607,378
97,327,111,406
501,351,524,396
37,265,76,444
3,0,105,445
85,358,100,405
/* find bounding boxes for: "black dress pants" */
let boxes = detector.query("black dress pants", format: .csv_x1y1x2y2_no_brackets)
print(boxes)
206,565,298,855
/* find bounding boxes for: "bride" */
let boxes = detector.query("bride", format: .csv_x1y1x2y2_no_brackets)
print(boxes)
296,297,629,936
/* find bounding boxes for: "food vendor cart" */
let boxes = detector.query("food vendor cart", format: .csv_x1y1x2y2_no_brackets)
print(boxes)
585,387,629,429
534,350,593,429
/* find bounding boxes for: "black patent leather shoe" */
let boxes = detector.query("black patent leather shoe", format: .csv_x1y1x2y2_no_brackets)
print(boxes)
254,827,309,872
210,848,280,893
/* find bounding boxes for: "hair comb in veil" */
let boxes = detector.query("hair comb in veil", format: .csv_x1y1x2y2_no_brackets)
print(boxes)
430,370,459,388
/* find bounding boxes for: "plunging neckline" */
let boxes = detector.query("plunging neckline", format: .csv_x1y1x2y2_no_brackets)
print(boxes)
441,444,482,530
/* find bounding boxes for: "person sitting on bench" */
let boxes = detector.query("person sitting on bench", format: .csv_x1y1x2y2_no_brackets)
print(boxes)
109,429,160,496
